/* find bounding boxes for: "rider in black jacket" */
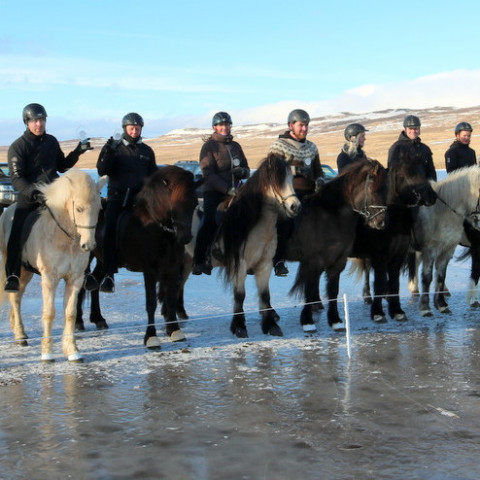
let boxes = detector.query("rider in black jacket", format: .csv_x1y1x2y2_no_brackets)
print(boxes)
388,115,437,181
445,122,477,173
96,112,157,293
4,103,92,292
336,123,368,173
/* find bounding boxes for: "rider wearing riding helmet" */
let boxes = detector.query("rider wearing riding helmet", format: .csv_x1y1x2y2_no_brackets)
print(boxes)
337,123,368,173
192,111,250,276
388,114,437,181
4,103,93,292
268,109,325,276
97,112,157,293
444,122,476,173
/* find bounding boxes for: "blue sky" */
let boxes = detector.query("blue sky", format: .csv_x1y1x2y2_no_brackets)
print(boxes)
1,0,480,145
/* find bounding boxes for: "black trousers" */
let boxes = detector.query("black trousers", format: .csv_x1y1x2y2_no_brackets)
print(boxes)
102,200,125,277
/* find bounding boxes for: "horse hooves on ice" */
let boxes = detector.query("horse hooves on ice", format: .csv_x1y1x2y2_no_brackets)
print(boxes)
331,322,345,332
439,307,451,314
234,327,248,339
41,353,55,363
75,323,86,332
470,300,480,308
170,330,186,342
420,310,433,317
145,336,162,349
68,352,84,363
94,321,109,330
302,323,317,333
15,339,28,347
372,315,387,323
268,324,284,337
393,313,408,322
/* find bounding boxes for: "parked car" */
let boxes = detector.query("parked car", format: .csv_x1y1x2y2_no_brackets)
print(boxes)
173,160,202,181
322,164,337,179
0,163,18,213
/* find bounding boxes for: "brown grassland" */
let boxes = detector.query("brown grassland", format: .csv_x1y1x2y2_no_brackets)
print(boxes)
1,106,480,170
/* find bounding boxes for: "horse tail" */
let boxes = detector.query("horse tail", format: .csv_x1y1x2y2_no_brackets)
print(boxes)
347,258,366,281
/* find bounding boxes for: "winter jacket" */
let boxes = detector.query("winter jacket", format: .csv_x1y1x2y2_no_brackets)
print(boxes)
444,141,477,173
337,147,367,173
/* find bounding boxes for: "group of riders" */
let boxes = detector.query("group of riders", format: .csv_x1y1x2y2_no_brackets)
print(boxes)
3,103,477,295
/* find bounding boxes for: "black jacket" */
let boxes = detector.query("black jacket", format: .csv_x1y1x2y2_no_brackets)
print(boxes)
444,141,477,173
97,135,157,203
337,148,367,173
8,129,80,204
388,131,437,181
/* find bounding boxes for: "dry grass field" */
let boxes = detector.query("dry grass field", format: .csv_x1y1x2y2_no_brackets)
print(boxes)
1,106,480,170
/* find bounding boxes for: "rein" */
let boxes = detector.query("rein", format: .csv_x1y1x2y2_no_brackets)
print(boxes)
352,173,387,221
45,201,96,242
435,187,480,222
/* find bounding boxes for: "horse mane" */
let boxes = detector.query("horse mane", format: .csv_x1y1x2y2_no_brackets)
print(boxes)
135,166,194,226
435,166,480,207
220,154,289,276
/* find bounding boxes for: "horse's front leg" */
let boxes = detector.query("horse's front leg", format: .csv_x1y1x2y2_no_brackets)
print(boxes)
325,262,346,332
370,263,387,323
433,251,454,313
160,269,185,343
420,253,434,316
297,261,322,333
230,270,248,338
143,272,161,349
8,270,33,345
467,244,480,307
387,262,408,322
407,250,420,296
63,277,84,362
362,259,372,304
40,275,60,362
254,263,282,336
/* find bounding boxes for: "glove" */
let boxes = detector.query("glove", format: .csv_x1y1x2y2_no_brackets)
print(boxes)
73,139,94,155
105,136,121,152
232,166,248,179
315,177,326,192
227,187,236,197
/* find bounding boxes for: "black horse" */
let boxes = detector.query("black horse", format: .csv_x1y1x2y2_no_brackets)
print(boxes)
350,148,437,323
76,166,200,348
287,159,388,331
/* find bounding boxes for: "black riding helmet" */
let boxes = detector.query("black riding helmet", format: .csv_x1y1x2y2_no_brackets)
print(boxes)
403,115,421,128
122,112,144,128
344,123,368,141
455,122,473,134
22,103,47,125
212,112,232,126
288,109,310,125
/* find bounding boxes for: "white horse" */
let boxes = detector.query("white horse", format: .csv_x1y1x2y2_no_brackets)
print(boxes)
410,166,480,316
0,169,106,362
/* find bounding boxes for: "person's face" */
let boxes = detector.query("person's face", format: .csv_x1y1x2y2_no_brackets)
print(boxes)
456,130,471,145
289,121,309,141
213,122,231,135
405,126,420,140
27,118,46,136
125,124,142,138
356,131,366,147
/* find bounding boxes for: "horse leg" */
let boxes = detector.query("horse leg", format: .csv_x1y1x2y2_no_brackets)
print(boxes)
88,261,109,329
419,253,434,316
63,278,84,362
160,270,185,343
362,259,373,305
468,243,480,307
387,263,408,322
433,252,453,314
143,272,161,349
254,265,282,336
310,277,324,311
40,275,59,362
8,271,33,345
407,251,420,296
325,262,347,331
296,262,321,333
75,286,86,332
370,263,388,323
230,275,248,338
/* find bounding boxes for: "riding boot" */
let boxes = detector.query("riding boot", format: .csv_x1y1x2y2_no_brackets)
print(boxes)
273,218,293,276
99,275,115,293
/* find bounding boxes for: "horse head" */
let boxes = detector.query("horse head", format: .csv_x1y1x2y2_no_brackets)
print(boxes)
341,159,388,230
39,170,104,252
388,148,437,207
260,154,301,218
135,166,198,245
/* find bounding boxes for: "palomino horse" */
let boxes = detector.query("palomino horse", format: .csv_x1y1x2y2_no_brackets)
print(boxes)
186,154,300,338
0,169,106,362
407,166,480,316
349,148,438,323
76,166,200,348
287,159,388,331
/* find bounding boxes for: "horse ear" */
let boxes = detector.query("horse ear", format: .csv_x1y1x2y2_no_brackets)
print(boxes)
97,175,108,193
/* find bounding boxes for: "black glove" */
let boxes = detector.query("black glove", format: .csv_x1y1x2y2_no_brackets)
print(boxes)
232,166,247,179
73,139,94,155
105,136,121,152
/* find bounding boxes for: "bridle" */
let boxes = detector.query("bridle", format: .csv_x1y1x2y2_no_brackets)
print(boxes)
435,187,480,224
352,172,387,222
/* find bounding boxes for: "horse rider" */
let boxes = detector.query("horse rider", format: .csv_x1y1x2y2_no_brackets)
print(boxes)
337,123,368,173
445,122,476,173
388,114,437,181
97,112,158,293
192,111,250,275
268,108,325,276
4,103,93,292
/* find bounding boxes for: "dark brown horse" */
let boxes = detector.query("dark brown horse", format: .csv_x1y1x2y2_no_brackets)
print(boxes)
76,166,201,348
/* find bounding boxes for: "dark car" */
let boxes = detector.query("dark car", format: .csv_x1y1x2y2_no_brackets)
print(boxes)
0,163,18,213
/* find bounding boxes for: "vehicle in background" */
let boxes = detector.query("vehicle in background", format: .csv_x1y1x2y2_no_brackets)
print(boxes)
322,164,337,179
0,163,18,213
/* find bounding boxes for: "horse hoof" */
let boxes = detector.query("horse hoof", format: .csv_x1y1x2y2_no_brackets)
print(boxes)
470,301,480,308
146,336,162,349
420,310,433,317
302,323,317,333
439,307,451,314
331,322,345,332
393,313,408,322
41,353,55,363
68,352,84,362
268,325,283,337
15,339,28,347
94,321,109,330
177,310,189,320
75,323,86,332
373,314,387,323
170,330,186,342
234,327,248,338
